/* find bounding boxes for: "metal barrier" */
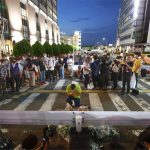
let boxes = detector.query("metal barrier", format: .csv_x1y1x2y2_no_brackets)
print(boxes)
0,111,150,132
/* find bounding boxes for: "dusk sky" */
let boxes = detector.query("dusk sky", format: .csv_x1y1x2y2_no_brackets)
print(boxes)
58,0,122,46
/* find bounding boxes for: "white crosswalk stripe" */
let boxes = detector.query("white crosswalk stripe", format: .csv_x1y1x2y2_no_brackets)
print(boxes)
39,80,66,111
89,93,103,111
128,94,150,111
1,79,150,111
118,81,147,90
140,79,150,86
108,93,130,111
0,99,13,107
14,83,48,111
137,83,147,90
39,94,57,111
14,93,40,111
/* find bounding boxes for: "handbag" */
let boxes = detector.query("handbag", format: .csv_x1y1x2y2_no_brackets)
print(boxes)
130,73,136,89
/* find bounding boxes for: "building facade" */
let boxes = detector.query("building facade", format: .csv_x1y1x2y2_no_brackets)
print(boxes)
73,31,81,50
60,34,73,46
0,0,60,56
117,0,150,52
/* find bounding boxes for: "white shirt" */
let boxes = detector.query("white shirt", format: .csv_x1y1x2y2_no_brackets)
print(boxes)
67,58,73,66
48,57,55,70
83,62,90,75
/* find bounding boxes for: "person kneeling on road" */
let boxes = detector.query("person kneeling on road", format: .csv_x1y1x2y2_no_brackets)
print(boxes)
66,83,82,108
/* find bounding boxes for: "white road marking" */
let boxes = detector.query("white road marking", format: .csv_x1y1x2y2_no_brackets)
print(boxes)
39,94,57,111
39,80,66,111
89,93,103,111
14,83,48,111
14,93,40,111
108,93,130,111
0,99,13,107
128,94,150,111
13,87,30,98
118,81,147,90
137,83,147,90
140,79,150,86
54,79,66,90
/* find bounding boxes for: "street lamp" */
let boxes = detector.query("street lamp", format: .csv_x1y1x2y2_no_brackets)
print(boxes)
102,37,107,46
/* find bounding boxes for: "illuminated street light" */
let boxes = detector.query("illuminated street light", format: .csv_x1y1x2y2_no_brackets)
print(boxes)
134,0,141,19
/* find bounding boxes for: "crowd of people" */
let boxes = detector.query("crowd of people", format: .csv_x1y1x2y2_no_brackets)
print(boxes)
0,51,142,95
0,54,75,94
78,52,142,95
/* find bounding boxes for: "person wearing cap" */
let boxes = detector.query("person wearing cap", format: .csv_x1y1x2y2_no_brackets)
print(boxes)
66,83,82,108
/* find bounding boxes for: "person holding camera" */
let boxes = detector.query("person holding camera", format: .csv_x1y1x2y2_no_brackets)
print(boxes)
121,56,133,94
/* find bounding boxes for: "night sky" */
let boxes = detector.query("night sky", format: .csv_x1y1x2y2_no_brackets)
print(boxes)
58,0,122,46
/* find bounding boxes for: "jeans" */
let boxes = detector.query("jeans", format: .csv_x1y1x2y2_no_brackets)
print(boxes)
60,68,64,79
66,96,80,107
40,71,45,82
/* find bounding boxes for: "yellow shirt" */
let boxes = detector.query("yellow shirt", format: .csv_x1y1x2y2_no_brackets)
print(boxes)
132,58,142,73
66,84,82,99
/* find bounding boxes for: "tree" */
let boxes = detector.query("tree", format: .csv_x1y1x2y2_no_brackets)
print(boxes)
65,44,73,54
60,43,66,54
32,41,44,57
43,42,51,55
52,43,60,56
13,39,31,57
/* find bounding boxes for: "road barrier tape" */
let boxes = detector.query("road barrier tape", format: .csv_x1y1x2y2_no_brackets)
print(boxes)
29,89,150,93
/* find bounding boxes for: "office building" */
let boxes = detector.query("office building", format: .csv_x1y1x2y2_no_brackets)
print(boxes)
60,33,73,46
0,0,60,55
73,31,81,50
117,0,150,52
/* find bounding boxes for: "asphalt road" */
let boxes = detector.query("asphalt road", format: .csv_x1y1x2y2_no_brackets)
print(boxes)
0,78,150,149
0,78,150,112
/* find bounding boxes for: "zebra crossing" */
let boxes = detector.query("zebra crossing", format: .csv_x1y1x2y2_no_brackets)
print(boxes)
0,78,150,112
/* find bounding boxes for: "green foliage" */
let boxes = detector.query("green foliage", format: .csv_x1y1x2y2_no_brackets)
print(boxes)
13,39,31,57
52,43,60,56
65,44,73,54
43,42,53,56
60,43,66,54
43,42,50,54
13,39,74,57
32,41,44,57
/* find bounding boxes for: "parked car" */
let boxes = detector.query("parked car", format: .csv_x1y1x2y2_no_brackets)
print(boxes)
141,64,150,79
